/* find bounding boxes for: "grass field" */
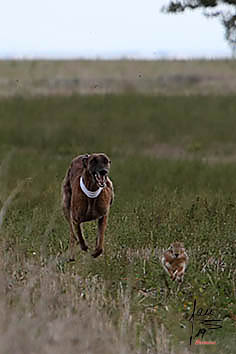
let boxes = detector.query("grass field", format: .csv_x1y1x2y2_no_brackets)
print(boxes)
1,59,236,96
0,75,236,353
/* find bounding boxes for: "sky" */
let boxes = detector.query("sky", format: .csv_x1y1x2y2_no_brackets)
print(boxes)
0,0,232,59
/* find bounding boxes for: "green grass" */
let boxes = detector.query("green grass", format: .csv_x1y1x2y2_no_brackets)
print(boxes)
0,94,236,353
1,95,236,153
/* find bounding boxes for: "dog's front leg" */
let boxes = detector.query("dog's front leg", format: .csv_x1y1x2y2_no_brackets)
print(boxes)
92,215,108,258
70,220,88,256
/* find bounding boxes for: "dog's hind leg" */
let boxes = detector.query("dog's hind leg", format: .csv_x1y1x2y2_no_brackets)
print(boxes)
92,215,108,258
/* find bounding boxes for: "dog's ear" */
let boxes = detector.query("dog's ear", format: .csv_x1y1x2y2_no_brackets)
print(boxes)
82,154,89,168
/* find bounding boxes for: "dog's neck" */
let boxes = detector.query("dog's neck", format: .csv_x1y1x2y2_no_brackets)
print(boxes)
80,173,103,198
82,171,100,191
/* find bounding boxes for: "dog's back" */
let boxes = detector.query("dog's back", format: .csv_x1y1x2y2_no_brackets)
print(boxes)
66,154,87,185
62,154,87,221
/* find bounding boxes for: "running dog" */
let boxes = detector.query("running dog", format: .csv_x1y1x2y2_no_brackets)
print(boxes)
62,153,114,259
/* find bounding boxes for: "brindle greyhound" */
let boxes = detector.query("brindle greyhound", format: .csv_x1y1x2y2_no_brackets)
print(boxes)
62,153,114,259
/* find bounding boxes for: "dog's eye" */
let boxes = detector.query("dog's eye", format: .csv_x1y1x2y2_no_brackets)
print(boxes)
91,157,97,164
102,157,109,165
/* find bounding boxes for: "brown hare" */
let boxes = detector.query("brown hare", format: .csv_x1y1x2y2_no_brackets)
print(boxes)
162,242,188,282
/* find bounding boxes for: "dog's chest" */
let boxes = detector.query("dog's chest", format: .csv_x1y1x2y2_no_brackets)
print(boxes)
81,198,108,221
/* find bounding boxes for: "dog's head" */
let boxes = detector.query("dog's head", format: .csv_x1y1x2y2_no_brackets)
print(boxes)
82,153,111,188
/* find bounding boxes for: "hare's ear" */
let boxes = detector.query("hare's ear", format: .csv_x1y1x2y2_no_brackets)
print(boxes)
82,154,89,168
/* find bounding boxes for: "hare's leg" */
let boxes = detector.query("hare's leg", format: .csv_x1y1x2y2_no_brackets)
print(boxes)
177,264,185,282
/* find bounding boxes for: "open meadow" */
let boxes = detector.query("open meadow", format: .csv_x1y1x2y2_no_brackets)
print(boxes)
1,59,236,96
0,60,236,354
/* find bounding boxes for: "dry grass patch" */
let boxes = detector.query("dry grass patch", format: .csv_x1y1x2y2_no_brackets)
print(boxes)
1,59,236,96
0,253,195,354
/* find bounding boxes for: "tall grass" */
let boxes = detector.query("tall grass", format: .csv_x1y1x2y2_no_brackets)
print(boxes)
1,95,236,155
0,94,235,353
0,248,194,354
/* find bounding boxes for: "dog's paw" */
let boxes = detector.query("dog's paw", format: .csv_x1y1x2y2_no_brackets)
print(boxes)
80,244,88,252
92,248,103,258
